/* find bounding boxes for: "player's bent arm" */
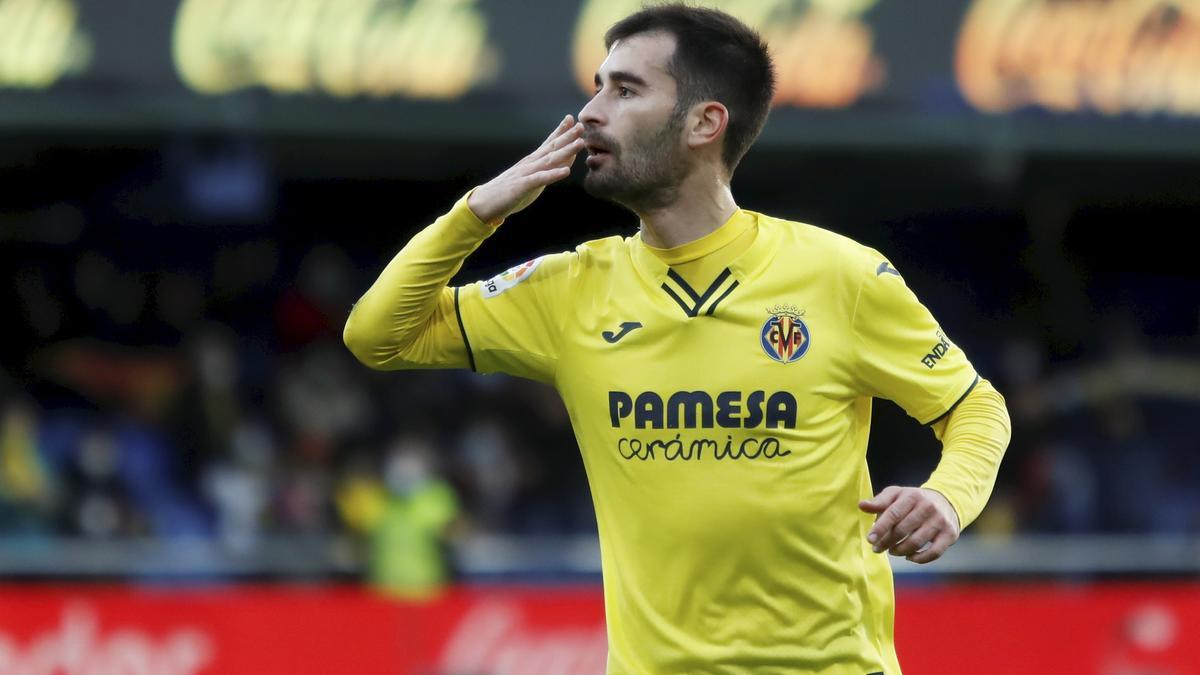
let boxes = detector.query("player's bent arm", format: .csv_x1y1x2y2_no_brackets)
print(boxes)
922,378,1011,531
345,116,584,372
859,379,1010,563
343,193,496,370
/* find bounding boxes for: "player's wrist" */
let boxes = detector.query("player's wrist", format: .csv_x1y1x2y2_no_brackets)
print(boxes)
466,186,506,226
919,487,961,533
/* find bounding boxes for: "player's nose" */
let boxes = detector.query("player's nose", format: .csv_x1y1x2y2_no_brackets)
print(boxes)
578,94,604,128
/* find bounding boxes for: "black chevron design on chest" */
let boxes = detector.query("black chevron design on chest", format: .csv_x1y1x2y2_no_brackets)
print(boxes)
660,268,740,317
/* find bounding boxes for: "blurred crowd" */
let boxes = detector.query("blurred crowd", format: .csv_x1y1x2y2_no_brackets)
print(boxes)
2,149,1199,589
2,239,599,583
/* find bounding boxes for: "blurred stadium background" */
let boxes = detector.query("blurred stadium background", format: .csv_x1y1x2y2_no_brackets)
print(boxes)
2,0,1199,673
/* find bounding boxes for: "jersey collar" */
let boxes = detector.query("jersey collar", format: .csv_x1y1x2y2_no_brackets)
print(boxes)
641,209,754,265
629,209,779,286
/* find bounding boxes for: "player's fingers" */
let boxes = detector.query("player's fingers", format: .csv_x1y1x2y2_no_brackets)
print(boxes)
521,165,572,188
550,123,584,155
536,120,583,158
540,114,574,146
891,521,940,557
539,137,585,168
868,492,916,552
883,500,936,554
858,485,902,514
907,530,955,564
523,124,582,168
526,117,573,161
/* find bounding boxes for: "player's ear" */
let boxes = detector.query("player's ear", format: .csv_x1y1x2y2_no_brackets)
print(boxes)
685,101,728,151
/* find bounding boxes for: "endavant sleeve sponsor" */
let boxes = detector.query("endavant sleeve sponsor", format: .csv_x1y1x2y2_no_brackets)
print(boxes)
850,259,978,423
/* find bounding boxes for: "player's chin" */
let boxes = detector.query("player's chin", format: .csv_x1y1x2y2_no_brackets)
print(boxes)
582,171,618,199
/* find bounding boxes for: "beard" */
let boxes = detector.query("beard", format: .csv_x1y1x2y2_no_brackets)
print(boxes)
583,113,690,212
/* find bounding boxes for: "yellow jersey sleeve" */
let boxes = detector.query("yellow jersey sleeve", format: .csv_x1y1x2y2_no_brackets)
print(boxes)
849,255,978,424
344,192,497,371
456,250,574,384
924,378,1011,528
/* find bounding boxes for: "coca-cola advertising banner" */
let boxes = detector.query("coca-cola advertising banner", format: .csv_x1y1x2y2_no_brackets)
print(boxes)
1,584,1198,674
0,0,1197,153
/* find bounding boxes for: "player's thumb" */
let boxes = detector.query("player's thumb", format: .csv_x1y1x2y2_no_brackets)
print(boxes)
858,486,900,513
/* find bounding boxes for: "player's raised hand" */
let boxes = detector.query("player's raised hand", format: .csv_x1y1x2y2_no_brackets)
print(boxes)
467,114,585,224
858,486,961,564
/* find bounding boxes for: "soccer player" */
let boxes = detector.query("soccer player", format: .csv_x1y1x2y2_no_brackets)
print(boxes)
344,5,1010,674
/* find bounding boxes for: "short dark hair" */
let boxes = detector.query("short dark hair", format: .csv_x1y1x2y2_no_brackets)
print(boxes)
605,4,776,174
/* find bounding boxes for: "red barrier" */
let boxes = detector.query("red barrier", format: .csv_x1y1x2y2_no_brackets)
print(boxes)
0,584,1197,674
896,585,1200,675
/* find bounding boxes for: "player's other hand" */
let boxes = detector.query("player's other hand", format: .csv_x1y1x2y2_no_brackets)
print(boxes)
467,114,585,224
858,486,961,564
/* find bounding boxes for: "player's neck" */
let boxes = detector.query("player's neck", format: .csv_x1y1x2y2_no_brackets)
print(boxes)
636,171,738,250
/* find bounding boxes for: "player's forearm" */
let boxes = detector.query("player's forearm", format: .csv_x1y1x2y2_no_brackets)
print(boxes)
343,192,496,369
922,378,1011,530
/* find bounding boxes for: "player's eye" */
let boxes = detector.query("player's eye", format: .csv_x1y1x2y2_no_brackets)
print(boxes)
618,86,633,98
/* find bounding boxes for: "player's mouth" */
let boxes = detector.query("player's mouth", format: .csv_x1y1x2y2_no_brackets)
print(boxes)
584,140,613,168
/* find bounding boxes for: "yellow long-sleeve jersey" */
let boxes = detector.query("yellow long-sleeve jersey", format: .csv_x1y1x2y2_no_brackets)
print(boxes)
344,193,1011,675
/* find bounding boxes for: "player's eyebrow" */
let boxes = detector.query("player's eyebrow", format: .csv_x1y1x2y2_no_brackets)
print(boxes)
595,70,650,89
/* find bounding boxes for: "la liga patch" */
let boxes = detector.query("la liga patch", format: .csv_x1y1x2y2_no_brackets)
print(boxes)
481,257,542,298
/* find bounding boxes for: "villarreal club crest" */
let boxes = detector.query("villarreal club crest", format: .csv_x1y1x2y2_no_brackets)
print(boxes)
760,305,810,363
